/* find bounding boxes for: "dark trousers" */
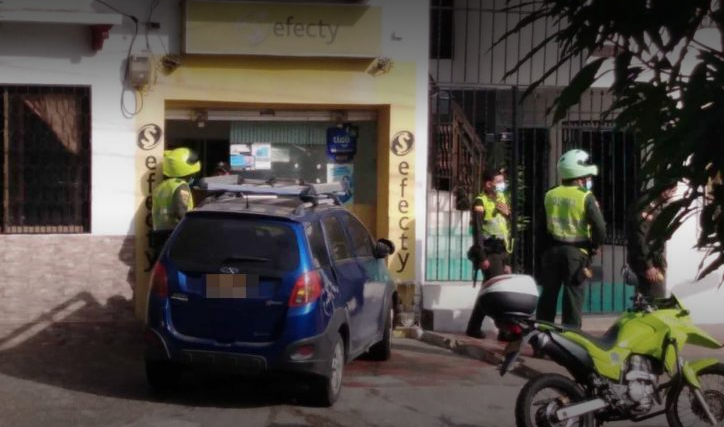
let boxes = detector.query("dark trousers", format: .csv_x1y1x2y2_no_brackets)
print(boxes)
535,245,588,328
149,229,173,264
466,251,508,334
635,272,666,298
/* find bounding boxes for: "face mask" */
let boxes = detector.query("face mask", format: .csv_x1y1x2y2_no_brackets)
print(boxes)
495,183,507,193
585,179,593,191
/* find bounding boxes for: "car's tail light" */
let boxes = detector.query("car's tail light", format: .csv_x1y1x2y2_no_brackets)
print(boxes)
290,344,315,361
149,262,168,298
289,270,322,307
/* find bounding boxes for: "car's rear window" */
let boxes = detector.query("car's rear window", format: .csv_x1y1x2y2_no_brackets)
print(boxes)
168,214,299,273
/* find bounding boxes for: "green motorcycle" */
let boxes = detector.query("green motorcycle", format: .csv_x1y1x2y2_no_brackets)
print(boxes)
499,268,724,427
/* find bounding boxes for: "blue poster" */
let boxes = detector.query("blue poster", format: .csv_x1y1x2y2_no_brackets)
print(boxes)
327,163,353,205
326,125,358,162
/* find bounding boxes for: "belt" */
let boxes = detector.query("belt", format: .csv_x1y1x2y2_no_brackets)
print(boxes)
551,239,591,250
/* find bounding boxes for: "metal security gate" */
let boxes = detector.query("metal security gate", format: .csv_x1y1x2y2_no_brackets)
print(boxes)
428,0,644,313
427,86,643,313
426,90,486,281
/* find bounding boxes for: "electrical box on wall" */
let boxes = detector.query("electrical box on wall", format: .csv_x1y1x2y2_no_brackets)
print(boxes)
127,55,151,88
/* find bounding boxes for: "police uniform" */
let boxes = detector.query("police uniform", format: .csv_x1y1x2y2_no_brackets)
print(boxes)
536,184,606,328
152,178,194,231
465,190,512,337
626,198,667,298
150,147,200,259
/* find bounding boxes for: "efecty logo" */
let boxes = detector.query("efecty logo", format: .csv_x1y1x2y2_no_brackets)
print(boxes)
235,12,341,46
235,11,270,45
391,131,414,156
137,124,162,151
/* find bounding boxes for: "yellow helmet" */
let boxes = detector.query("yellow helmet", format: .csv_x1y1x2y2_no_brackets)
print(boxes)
163,147,200,178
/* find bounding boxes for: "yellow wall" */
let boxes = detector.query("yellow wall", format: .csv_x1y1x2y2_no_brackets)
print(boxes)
134,56,418,318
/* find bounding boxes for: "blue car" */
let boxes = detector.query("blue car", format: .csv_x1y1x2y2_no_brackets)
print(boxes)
145,182,396,406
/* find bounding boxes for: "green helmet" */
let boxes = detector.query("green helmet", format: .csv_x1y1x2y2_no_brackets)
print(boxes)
163,147,200,178
557,149,598,180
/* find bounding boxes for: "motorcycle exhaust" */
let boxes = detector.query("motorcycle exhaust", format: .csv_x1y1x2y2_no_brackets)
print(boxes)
530,332,595,382
556,398,607,421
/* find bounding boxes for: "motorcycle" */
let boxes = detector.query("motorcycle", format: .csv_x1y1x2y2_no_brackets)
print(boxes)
495,267,724,427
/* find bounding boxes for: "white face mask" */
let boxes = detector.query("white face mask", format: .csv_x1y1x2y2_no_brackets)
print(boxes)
585,179,593,191
495,182,507,193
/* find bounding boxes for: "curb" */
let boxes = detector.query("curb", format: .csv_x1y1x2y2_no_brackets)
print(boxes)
411,328,542,379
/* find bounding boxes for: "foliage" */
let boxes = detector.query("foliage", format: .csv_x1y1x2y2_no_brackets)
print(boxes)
499,0,724,281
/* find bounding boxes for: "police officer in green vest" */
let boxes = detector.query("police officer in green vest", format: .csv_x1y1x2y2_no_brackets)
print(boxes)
536,149,606,329
151,147,201,255
465,168,512,339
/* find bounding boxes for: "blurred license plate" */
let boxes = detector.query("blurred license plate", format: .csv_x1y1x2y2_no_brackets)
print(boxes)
500,339,524,375
205,274,259,299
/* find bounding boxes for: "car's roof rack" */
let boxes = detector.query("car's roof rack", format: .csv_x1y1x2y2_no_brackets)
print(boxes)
196,174,346,213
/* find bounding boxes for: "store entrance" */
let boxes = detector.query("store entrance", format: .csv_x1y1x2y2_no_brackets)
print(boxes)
164,108,379,233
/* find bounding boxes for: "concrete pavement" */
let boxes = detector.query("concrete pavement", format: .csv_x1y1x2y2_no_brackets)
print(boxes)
413,317,724,374
0,320,527,427
406,318,724,427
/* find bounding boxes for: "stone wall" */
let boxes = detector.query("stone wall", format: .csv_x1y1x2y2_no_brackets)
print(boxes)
0,235,137,344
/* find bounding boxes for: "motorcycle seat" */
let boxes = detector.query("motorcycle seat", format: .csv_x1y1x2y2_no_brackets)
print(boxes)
562,324,621,351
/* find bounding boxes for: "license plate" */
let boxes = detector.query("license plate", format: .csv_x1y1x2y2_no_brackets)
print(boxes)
205,274,259,298
500,339,524,375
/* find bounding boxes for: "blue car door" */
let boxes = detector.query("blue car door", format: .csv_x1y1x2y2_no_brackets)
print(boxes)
320,214,367,354
340,213,387,346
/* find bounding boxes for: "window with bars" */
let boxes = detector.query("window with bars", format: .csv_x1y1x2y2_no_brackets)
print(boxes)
0,85,91,234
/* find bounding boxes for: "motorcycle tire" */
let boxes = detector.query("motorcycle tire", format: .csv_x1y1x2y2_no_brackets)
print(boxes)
666,362,724,427
515,373,594,427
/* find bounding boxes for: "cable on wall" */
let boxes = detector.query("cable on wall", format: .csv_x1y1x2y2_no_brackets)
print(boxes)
94,0,143,118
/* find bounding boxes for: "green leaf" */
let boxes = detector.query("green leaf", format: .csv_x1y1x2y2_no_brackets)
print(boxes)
550,58,606,123
697,254,724,281
612,51,634,94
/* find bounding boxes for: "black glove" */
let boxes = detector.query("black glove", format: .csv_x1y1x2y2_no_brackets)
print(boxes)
467,244,483,264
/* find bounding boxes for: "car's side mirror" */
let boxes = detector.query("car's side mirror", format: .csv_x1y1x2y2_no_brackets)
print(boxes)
374,238,395,259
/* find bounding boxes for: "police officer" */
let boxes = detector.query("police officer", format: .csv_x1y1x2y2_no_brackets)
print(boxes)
626,183,676,298
535,149,606,329
465,168,512,339
151,147,201,255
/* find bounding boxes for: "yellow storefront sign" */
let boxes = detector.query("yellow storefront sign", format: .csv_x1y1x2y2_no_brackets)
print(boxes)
184,0,381,57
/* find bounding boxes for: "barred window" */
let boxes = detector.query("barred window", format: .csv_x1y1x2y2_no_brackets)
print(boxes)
0,86,91,233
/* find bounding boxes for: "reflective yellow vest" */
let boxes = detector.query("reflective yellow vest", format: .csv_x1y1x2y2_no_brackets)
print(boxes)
544,185,591,243
474,191,511,252
152,178,193,231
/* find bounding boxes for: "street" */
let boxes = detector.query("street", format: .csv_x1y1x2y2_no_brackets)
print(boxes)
0,320,696,427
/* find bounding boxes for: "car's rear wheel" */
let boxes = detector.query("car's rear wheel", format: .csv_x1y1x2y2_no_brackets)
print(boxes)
309,332,345,407
145,360,182,392
366,307,392,361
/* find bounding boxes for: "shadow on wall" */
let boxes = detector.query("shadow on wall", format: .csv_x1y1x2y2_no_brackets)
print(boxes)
0,291,319,408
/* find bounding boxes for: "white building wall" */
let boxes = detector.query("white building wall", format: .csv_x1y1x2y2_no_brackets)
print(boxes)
0,0,177,235
666,189,724,324
430,0,579,87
